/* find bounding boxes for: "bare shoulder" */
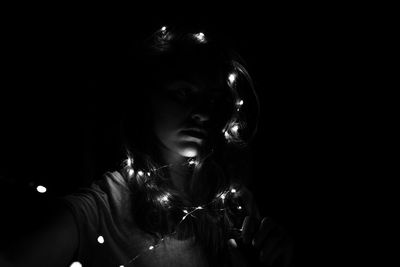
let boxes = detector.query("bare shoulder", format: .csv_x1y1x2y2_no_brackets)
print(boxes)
1,203,78,267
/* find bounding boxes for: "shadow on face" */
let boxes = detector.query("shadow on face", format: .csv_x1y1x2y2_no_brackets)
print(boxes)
149,65,235,159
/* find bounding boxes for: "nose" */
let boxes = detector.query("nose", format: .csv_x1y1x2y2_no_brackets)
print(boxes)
190,94,213,124
191,111,209,124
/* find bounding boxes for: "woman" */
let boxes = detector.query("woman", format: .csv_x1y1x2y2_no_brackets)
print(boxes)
0,24,293,267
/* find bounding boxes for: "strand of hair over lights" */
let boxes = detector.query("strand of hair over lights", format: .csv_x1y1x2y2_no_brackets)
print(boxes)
113,123,247,266
66,154,245,267
66,26,251,267
110,156,245,267
156,25,252,144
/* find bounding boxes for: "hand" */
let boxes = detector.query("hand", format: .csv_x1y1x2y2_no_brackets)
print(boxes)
241,216,294,267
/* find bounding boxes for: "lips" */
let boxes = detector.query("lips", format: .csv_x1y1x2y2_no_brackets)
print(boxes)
180,128,208,139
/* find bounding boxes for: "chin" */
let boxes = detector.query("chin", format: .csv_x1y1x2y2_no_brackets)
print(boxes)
180,147,199,158
180,149,198,158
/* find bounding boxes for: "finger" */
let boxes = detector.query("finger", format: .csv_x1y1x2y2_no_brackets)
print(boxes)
252,217,275,248
227,238,238,248
241,215,259,245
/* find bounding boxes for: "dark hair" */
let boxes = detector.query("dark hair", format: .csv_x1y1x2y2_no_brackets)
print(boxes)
115,24,260,265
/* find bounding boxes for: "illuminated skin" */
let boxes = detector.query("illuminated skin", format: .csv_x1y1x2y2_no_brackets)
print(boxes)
144,35,294,266
149,69,228,192
142,67,293,267
150,79,211,159
149,72,225,159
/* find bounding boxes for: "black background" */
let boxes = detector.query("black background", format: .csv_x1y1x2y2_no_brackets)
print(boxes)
0,5,367,265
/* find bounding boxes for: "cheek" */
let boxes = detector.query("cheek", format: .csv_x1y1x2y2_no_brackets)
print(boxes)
151,97,188,138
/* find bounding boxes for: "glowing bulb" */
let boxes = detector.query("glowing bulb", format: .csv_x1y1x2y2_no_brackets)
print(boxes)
97,235,104,244
149,245,154,250
137,171,144,176
236,99,244,111
224,131,230,139
161,26,167,31
70,262,82,267
193,32,206,42
231,125,239,134
119,265,124,267
183,209,188,214
127,157,132,167
147,172,151,176
237,206,242,210
220,193,226,200
158,194,170,204
188,158,198,166
228,73,237,84
197,206,203,209
231,188,237,193
36,185,47,193
128,169,134,176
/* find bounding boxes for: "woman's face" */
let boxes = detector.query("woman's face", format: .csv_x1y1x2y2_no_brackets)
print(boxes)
150,69,232,159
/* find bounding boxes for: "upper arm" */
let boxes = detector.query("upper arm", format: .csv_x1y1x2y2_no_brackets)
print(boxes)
1,207,79,267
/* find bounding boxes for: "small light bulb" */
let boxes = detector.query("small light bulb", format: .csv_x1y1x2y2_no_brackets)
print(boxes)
36,185,47,193
231,125,239,134
224,131,230,139
237,206,242,210
70,262,82,267
188,158,198,165
147,172,151,176
97,235,104,244
228,73,236,84
127,157,132,167
149,245,154,250
158,194,169,204
220,194,226,200
193,32,206,42
138,171,144,176
183,209,188,214
119,265,125,267
231,188,237,193
128,169,134,176
197,206,203,209
236,100,243,111
161,26,167,31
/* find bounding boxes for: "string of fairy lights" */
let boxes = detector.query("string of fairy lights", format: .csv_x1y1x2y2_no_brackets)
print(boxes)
67,158,245,267
115,155,246,267
29,25,253,267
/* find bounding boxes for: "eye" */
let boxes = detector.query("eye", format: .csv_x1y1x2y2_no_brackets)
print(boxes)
174,87,190,99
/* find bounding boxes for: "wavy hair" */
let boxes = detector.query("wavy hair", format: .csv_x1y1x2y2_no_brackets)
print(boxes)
115,24,260,266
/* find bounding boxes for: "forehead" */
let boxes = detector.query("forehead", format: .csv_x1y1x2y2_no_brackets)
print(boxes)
164,63,227,92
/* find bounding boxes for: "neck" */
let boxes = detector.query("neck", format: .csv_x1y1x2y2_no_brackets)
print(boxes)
158,145,193,196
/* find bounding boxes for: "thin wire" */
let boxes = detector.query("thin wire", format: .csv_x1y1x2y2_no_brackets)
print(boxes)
123,188,236,265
